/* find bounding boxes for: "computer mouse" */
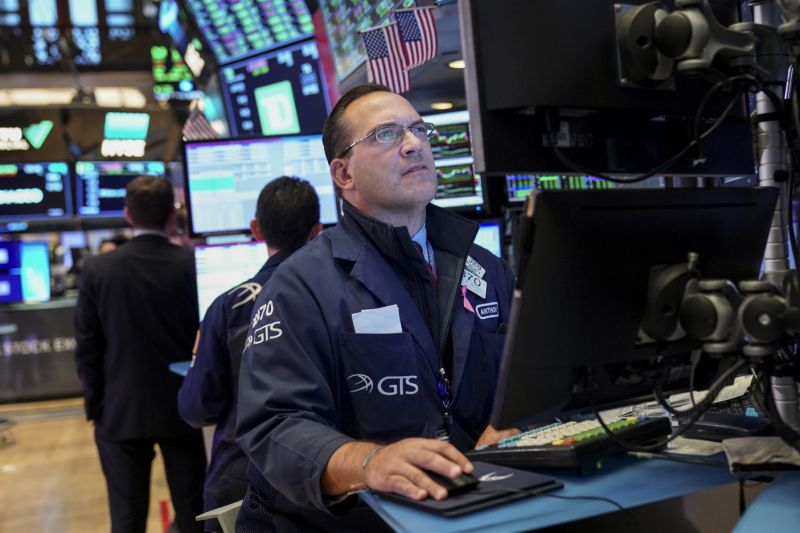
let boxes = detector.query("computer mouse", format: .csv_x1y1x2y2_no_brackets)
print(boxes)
423,469,479,495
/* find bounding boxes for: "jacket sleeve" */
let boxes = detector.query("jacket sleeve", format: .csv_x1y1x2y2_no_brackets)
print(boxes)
236,264,351,514
73,261,105,421
178,295,231,427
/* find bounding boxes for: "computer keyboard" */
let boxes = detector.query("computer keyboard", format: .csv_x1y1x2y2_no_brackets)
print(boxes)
706,395,761,418
467,416,672,471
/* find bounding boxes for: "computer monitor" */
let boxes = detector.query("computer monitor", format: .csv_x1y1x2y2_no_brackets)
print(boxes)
420,109,485,212
506,175,616,203
183,134,338,237
74,161,166,217
0,162,72,222
492,187,778,428
0,241,51,304
194,241,269,319
474,221,503,258
219,39,330,137
460,0,755,176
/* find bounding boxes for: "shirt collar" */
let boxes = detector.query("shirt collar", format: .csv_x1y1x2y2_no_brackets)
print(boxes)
133,228,169,238
411,225,430,264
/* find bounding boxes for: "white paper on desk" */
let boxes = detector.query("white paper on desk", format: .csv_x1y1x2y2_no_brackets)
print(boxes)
352,305,402,334
668,374,753,407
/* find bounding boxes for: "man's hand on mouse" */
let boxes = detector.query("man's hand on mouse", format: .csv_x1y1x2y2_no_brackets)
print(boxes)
363,438,473,501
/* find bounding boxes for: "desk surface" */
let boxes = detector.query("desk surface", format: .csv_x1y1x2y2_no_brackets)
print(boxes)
361,456,737,533
732,471,800,533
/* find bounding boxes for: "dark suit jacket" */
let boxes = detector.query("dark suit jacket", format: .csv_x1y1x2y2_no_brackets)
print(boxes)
75,234,200,440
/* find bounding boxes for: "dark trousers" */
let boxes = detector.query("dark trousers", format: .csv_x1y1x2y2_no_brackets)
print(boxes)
95,431,207,533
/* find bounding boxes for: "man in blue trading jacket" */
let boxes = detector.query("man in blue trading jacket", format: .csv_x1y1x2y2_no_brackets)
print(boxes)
236,84,518,531
178,177,322,529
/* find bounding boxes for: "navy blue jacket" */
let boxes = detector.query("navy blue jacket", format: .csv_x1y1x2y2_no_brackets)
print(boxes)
236,204,515,530
178,250,291,519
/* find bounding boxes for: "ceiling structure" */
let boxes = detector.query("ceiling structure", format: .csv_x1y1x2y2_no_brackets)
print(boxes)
0,0,468,163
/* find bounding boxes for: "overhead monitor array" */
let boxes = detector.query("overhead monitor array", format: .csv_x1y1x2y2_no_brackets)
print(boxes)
219,40,330,137
184,0,315,65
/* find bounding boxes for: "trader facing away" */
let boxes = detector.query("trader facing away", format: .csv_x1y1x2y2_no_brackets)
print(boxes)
236,84,518,531
75,175,205,533
178,176,322,530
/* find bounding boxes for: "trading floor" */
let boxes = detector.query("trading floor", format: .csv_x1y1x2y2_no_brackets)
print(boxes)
0,398,171,533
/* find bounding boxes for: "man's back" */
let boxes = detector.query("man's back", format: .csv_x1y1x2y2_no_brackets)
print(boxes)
76,234,199,440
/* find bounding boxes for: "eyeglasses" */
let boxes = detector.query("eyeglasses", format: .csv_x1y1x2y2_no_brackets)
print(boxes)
337,122,436,158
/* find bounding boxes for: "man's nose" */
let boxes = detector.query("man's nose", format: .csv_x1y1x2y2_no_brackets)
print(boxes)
400,128,425,156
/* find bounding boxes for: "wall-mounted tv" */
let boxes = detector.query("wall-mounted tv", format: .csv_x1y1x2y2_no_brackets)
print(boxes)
74,161,166,218
0,162,72,223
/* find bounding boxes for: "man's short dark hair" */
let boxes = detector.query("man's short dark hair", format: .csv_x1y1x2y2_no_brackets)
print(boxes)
256,176,320,251
125,176,174,230
322,83,392,164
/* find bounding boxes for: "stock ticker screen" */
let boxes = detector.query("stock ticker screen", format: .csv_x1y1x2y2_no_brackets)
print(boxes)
0,162,72,222
421,110,484,210
320,0,415,81
74,161,166,217
183,134,338,236
505,175,615,203
184,0,314,65
219,40,329,137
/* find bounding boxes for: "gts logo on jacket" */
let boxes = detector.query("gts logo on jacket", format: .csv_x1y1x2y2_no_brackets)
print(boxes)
347,374,419,396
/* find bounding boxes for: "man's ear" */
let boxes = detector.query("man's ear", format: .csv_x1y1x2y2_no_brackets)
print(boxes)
250,219,264,241
123,206,133,226
330,159,353,192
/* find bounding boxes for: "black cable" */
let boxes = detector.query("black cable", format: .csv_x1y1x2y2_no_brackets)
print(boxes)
653,357,746,419
538,491,627,513
552,75,754,184
628,450,729,467
694,75,756,164
590,358,748,452
477,487,639,527
749,367,800,453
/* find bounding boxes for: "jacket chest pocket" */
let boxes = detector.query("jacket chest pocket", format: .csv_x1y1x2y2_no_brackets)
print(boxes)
338,332,435,440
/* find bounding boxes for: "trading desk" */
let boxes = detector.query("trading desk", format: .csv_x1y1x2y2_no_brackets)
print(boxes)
361,455,743,532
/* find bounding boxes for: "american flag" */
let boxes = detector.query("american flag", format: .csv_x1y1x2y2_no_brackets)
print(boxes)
394,7,438,70
182,108,218,141
362,22,409,94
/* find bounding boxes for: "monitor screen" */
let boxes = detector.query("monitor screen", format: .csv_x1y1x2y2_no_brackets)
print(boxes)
194,241,268,319
184,134,338,236
461,0,754,176
474,221,502,258
320,0,416,81
506,174,615,202
74,161,166,217
184,0,315,65
421,110,484,211
0,241,51,304
0,162,72,222
492,188,778,427
219,39,330,137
